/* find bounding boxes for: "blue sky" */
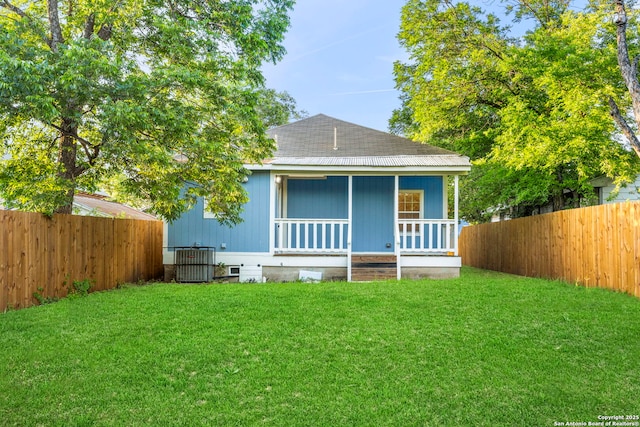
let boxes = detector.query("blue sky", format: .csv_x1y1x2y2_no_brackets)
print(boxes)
262,0,409,132
261,1,548,132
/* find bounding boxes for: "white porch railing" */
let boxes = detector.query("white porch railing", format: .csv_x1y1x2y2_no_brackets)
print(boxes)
398,219,457,253
275,218,349,253
274,218,457,254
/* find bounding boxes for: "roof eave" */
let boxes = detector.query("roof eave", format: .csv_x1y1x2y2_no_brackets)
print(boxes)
246,163,471,174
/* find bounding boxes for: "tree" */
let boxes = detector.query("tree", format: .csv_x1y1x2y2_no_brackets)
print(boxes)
0,0,295,224
393,0,640,222
611,0,640,158
255,88,308,129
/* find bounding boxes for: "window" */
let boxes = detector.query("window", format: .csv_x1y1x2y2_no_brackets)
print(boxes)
398,190,423,232
203,198,215,219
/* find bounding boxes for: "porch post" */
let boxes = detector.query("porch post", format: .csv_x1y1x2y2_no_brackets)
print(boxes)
443,175,449,217
395,175,401,280
269,172,276,255
347,175,353,282
454,174,459,256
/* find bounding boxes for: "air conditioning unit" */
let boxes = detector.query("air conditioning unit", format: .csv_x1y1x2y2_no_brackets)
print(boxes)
175,249,213,283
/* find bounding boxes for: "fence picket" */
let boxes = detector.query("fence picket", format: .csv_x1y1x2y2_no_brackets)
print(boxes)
0,211,163,311
459,202,640,298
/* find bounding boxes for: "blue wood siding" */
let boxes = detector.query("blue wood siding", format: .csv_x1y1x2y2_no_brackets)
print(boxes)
352,176,395,253
167,173,447,255
286,177,348,219
400,176,444,218
167,171,270,252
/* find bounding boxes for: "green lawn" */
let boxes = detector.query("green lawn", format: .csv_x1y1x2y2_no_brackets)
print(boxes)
1,267,639,426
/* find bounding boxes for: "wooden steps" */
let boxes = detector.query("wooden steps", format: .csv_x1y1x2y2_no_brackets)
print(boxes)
351,255,397,281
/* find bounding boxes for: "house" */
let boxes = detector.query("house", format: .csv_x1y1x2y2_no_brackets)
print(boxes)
164,114,471,282
591,175,640,204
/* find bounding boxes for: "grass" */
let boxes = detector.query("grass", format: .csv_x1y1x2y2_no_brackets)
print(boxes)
1,267,639,426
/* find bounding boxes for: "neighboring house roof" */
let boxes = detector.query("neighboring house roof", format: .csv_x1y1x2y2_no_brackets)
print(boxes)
262,114,470,171
73,193,157,220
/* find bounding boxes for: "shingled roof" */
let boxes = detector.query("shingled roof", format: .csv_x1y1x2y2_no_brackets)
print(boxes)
264,114,470,169
74,192,157,220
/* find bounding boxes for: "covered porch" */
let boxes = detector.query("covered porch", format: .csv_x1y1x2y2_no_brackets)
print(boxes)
269,173,461,281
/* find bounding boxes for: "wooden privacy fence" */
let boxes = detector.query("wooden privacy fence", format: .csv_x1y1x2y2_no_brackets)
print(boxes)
1,210,164,311
459,202,640,298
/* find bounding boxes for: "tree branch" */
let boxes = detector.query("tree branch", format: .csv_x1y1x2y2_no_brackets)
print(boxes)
614,0,633,85
612,0,640,159
608,96,640,158
47,0,64,51
76,135,101,166
94,0,125,41
83,13,95,39
97,24,112,40
1,1,56,49
52,122,102,176
518,0,548,29
82,11,112,41
0,0,28,19
475,96,504,110
443,0,505,61
48,121,96,153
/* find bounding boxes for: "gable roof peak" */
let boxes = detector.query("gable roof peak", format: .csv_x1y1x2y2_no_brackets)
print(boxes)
267,113,460,158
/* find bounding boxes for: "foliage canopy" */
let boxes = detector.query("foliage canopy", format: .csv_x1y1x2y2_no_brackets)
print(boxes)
0,0,296,223
393,0,640,222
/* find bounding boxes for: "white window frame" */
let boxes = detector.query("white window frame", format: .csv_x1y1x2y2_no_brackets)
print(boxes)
398,189,424,220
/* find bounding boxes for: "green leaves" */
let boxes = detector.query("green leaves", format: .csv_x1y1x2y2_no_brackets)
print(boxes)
393,0,640,221
0,0,296,222
0,134,70,216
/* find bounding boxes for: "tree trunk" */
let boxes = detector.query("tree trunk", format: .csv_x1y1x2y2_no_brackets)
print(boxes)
54,117,79,215
552,193,565,211
47,0,63,52
612,0,640,158
54,188,74,215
